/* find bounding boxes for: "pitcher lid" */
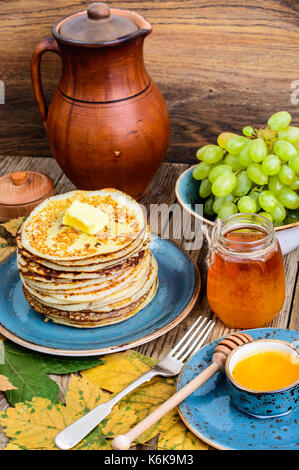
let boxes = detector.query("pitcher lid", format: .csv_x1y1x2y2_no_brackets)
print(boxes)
59,3,139,43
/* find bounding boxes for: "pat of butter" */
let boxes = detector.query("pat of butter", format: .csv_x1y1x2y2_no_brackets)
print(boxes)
62,200,109,235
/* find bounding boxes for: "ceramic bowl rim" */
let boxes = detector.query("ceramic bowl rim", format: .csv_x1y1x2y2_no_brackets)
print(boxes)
175,165,299,232
225,339,299,395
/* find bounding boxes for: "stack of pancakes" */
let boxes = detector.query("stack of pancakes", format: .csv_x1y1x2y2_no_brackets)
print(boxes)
17,189,158,328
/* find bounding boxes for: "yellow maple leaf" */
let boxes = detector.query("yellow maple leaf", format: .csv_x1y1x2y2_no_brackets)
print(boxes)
82,349,158,394
65,375,137,437
99,404,137,438
1,397,72,449
3,443,22,450
0,374,17,391
65,374,108,414
0,375,136,450
135,408,178,446
158,417,209,450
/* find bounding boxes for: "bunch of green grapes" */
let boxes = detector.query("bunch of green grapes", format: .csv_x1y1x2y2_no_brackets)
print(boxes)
193,111,299,225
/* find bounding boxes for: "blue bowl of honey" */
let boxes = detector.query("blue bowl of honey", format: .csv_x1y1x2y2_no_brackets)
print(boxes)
225,339,299,418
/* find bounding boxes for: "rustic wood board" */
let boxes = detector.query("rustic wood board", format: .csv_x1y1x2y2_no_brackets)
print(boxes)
0,156,297,450
0,0,298,162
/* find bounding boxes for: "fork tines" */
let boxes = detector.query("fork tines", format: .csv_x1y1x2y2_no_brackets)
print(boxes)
170,316,215,362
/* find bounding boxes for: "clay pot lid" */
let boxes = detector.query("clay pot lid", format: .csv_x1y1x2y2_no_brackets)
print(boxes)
59,3,139,43
0,171,54,206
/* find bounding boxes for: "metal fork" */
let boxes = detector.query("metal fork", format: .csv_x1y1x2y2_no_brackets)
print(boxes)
54,316,214,450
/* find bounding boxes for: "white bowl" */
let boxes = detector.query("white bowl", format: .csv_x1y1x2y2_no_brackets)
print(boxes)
175,165,299,255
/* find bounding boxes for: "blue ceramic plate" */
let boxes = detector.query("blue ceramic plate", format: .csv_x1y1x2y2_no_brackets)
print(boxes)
0,236,200,356
178,328,299,450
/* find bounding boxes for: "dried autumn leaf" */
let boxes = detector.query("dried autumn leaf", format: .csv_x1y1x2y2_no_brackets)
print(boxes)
158,419,209,450
121,377,178,444
2,217,25,236
3,443,21,450
65,375,136,438
1,397,76,450
99,405,137,438
0,217,24,261
0,375,136,450
135,408,178,446
82,349,157,394
0,239,15,263
0,374,17,392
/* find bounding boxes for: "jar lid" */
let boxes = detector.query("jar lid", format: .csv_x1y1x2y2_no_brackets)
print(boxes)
0,171,54,206
59,3,138,43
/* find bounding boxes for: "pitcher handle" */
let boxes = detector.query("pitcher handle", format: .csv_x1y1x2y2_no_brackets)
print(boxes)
31,37,61,129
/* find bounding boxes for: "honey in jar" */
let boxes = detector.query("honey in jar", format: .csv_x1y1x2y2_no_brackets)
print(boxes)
207,214,285,328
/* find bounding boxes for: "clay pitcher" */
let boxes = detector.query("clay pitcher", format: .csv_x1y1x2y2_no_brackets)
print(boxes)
31,3,170,199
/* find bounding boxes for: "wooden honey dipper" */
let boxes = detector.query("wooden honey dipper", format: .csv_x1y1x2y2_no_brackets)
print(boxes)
112,332,253,450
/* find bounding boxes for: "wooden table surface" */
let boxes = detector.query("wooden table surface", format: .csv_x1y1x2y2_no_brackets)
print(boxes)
0,155,298,450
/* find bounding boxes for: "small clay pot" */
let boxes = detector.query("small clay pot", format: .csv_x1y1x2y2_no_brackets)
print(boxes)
0,171,54,221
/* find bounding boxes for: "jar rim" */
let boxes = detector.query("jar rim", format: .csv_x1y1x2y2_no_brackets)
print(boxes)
216,213,275,254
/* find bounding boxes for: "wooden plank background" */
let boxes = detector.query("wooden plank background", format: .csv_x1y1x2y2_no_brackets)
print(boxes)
0,0,298,163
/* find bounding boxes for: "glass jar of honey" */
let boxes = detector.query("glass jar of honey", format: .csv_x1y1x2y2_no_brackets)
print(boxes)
207,214,285,328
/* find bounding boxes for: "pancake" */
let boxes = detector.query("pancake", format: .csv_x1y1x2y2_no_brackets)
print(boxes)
18,189,158,328
16,225,151,272
24,255,157,313
20,252,151,302
18,256,143,289
20,251,148,292
17,224,150,265
17,250,145,281
21,189,146,261
23,279,158,328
